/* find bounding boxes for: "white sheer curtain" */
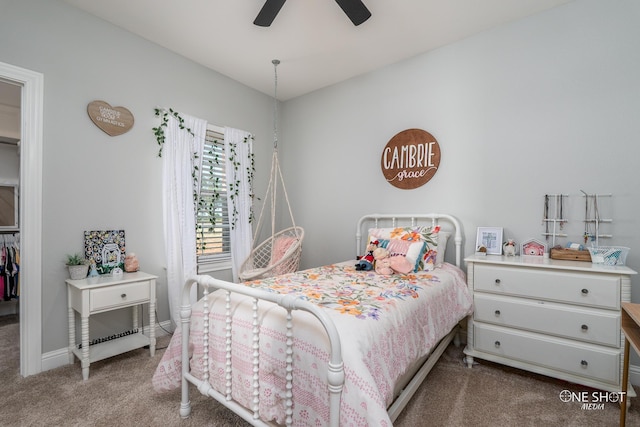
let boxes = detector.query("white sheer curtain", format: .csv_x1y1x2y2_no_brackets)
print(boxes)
162,113,207,326
224,127,254,282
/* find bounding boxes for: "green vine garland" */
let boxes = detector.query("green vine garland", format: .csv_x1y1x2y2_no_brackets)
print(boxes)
153,108,194,157
227,135,256,229
153,108,255,237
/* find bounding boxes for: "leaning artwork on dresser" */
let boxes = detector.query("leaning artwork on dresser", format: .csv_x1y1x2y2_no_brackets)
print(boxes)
463,254,637,395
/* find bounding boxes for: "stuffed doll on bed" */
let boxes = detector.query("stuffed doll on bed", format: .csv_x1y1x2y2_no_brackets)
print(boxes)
355,240,379,271
372,247,414,275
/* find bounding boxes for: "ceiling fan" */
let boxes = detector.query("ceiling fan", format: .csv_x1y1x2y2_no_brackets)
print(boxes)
254,0,371,27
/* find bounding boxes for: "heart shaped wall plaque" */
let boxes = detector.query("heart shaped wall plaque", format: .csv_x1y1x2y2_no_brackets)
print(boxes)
87,100,134,136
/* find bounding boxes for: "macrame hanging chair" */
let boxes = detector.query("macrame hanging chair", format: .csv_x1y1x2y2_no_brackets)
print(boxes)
239,60,304,281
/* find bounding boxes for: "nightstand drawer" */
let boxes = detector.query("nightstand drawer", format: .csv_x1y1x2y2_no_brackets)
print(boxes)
474,323,620,385
474,293,620,347
473,264,620,309
90,281,150,312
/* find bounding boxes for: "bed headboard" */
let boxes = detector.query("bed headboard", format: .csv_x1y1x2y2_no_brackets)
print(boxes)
356,213,463,268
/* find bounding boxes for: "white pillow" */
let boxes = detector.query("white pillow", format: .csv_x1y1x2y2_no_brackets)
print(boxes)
435,231,450,267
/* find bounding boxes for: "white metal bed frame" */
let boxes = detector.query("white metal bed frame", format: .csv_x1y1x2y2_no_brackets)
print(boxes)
178,213,464,426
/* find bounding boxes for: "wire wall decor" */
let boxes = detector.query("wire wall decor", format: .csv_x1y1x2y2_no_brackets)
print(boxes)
542,194,569,247
542,191,613,248
580,190,612,247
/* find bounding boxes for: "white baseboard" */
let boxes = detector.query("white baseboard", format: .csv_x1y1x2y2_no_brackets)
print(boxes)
41,320,174,373
39,321,640,390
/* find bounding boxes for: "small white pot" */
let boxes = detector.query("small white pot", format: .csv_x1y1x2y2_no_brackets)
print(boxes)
68,264,89,280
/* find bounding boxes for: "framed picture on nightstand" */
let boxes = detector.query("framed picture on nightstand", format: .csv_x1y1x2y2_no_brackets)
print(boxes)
84,229,126,274
521,239,547,256
476,227,503,255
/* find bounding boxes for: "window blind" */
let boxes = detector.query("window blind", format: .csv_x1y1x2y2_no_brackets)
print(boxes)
196,127,231,263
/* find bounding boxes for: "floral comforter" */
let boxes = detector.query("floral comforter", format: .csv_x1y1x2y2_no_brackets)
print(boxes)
152,261,472,426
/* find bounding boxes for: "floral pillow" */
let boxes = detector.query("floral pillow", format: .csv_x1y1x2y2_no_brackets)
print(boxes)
369,225,442,270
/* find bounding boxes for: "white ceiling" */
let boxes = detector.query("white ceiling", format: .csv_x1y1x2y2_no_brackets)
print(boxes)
62,1,570,100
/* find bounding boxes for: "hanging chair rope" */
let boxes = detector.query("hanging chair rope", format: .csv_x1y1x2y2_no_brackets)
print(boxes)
250,149,301,247
239,60,304,281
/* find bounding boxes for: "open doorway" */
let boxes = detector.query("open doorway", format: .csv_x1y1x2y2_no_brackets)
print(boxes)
0,80,21,336
0,61,43,377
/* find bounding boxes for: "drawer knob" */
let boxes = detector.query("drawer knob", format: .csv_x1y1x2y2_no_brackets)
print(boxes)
494,341,501,348
581,288,589,295
494,310,501,316
580,360,588,368
121,293,127,299
581,324,589,331
494,279,501,284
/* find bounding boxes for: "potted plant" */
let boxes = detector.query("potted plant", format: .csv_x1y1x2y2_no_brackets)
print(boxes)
65,253,89,280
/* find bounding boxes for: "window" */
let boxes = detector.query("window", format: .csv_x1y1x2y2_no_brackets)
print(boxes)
196,125,231,271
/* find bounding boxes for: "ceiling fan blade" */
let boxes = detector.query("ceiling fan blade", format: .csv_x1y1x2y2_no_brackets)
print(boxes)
254,0,287,27
334,0,371,26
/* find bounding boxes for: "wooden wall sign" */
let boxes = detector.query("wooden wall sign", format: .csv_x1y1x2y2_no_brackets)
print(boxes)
381,128,441,189
87,100,134,136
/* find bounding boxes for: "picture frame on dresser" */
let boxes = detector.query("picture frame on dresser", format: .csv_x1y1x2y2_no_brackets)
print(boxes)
476,227,503,255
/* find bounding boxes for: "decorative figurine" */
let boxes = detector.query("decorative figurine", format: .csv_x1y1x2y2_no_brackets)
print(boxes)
111,266,123,279
124,252,139,272
88,259,100,277
503,239,517,256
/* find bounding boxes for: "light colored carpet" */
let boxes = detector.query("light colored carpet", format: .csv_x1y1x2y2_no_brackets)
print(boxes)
1,316,638,426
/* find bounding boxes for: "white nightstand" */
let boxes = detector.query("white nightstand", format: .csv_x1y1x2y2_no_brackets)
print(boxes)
66,271,157,380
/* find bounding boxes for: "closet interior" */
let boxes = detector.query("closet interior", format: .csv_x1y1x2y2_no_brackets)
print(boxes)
0,233,19,316
0,80,21,319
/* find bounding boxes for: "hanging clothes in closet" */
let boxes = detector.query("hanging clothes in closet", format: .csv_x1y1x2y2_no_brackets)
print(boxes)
1,234,19,301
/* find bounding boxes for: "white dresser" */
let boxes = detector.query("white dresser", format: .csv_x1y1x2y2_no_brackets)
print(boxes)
66,272,157,380
463,254,637,393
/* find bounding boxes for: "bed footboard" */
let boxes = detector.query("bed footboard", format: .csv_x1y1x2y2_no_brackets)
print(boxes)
179,275,345,427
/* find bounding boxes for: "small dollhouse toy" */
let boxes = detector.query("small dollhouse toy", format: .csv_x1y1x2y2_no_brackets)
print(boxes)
521,239,546,256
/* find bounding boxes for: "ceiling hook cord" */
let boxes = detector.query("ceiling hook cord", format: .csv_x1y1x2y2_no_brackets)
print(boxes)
272,59,280,150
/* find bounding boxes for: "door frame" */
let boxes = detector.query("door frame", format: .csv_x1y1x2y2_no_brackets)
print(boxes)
0,61,43,377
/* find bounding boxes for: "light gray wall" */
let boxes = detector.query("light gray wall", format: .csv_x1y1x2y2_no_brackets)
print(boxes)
284,0,640,284
281,0,640,367
0,0,274,352
0,145,19,182
0,88,20,181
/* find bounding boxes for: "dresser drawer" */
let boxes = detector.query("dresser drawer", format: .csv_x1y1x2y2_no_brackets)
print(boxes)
90,281,150,312
473,323,620,385
473,264,620,309
474,293,620,347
